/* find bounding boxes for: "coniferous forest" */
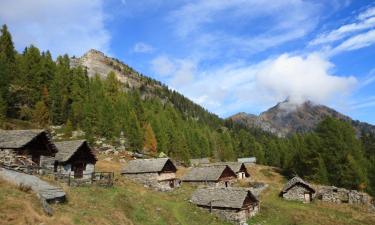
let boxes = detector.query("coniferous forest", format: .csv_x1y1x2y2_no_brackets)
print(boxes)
0,24,374,196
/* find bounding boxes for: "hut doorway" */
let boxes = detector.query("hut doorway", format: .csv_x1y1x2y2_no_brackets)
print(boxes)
169,180,175,188
304,193,311,202
73,163,84,178
31,154,41,166
225,181,229,187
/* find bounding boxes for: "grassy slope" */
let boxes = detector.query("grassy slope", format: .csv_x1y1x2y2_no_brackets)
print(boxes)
247,165,375,225
1,159,374,225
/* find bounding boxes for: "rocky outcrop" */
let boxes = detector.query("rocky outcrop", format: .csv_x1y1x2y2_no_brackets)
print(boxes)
229,100,375,137
70,49,162,90
0,167,66,203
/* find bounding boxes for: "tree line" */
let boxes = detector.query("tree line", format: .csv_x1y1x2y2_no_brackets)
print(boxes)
0,24,374,196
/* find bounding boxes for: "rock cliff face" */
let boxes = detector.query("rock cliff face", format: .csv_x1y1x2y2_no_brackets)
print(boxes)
70,49,162,90
229,100,375,137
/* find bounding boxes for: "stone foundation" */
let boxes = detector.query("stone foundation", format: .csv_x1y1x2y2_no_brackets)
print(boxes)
282,184,314,203
316,186,374,207
198,205,259,225
123,172,179,191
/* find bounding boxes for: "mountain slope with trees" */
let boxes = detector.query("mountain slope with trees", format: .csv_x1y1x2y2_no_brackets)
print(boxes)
0,24,374,196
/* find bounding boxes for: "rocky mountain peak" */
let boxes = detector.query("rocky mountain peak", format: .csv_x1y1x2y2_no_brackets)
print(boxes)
70,49,156,90
229,99,375,137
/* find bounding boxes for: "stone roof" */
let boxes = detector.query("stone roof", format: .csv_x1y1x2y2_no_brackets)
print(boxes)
121,158,176,174
201,162,246,173
190,187,259,209
237,157,256,163
190,158,210,165
181,165,235,181
55,140,96,162
281,176,315,193
0,129,57,153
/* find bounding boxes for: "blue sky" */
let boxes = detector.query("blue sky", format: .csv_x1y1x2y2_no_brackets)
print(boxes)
1,0,375,124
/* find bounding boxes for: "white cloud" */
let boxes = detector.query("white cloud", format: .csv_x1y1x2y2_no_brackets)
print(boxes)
168,0,321,54
310,15,375,46
150,55,176,77
310,6,375,56
349,96,375,110
254,54,357,105
133,42,154,53
358,6,375,20
0,0,110,57
330,29,375,54
166,53,357,116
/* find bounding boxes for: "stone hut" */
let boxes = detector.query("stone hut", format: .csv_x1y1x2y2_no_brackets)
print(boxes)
280,176,315,203
190,187,260,224
0,129,57,172
53,140,97,179
190,157,210,166
202,162,250,179
316,186,374,206
121,158,179,191
181,165,237,187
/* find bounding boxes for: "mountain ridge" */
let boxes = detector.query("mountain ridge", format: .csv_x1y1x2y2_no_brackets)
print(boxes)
229,100,375,137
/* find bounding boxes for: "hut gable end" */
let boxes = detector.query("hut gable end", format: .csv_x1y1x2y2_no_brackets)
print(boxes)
281,176,315,194
55,140,97,164
182,165,236,182
0,129,57,155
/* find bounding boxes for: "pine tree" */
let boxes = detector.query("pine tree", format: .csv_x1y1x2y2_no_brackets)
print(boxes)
126,110,143,151
0,94,6,126
0,24,16,115
64,119,73,138
143,123,157,154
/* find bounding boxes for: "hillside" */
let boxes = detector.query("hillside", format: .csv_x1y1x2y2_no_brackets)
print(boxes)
229,100,375,137
70,49,222,128
1,158,374,225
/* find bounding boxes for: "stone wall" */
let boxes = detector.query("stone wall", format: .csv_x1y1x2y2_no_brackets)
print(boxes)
40,156,55,171
317,186,374,208
0,149,17,165
282,184,312,202
157,172,175,181
56,163,95,179
123,172,178,191
199,205,259,225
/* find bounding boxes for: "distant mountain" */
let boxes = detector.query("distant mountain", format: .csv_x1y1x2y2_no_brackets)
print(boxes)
229,100,375,137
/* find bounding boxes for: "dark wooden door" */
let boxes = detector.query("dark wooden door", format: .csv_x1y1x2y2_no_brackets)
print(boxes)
31,155,40,166
73,163,84,178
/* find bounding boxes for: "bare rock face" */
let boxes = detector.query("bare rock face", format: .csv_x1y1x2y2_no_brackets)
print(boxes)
229,100,375,137
70,49,160,90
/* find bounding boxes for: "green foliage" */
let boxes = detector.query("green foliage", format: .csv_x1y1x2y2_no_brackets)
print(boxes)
0,94,5,126
32,101,49,128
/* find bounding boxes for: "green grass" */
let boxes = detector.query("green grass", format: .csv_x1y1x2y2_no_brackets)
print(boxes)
53,178,231,225
1,164,375,225
249,185,375,225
